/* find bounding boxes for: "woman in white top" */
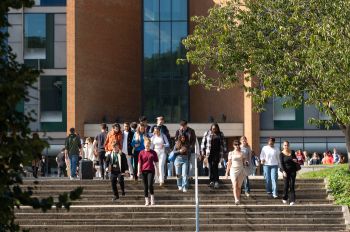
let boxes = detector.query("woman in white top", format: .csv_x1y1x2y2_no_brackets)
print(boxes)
151,126,170,186
83,137,99,177
225,140,247,205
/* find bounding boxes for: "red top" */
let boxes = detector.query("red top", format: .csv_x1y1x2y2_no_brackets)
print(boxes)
138,149,159,173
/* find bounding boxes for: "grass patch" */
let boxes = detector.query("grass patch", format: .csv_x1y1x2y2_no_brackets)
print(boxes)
300,164,350,206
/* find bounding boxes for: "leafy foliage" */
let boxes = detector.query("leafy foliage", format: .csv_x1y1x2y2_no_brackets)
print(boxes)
300,165,350,206
182,0,350,168
0,1,82,231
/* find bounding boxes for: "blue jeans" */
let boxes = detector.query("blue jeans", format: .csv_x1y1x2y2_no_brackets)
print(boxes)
69,154,79,178
243,176,250,193
263,165,278,196
175,156,188,189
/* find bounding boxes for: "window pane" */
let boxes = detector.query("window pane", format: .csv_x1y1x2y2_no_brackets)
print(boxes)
159,22,171,78
24,14,46,60
160,0,171,21
144,0,159,21
172,0,187,21
304,143,327,155
273,97,296,120
172,22,187,78
40,76,63,122
40,0,66,6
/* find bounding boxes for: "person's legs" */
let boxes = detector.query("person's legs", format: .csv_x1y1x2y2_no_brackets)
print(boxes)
158,151,166,184
142,172,149,197
70,155,78,178
98,151,105,179
212,159,219,182
208,157,214,183
110,173,119,198
182,159,188,190
290,172,296,203
126,154,134,177
283,172,290,201
263,165,272,194
243,176,250,194
175,158,183,189
117,173,125,195
148,172,155,195
271,165,279,197
133,151,140,180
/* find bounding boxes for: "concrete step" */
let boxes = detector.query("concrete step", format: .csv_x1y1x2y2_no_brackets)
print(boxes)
17,205,343,213
15,211,345,219
19,224,347,231
16,217,345,225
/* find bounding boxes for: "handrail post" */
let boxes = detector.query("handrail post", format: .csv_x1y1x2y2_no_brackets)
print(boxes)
195,153,199,232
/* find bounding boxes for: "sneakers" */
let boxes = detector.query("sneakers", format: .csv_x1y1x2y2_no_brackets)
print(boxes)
245,192,250,197
159,182,164,187
150,195,155,205
290,202,295,206
121,191,126,196
235,200,240,205
69,176,74,180
178,186,183,191
183,188,188,193
282,200,288,204
112,195,119,201
273,195,278,199
209,182,214,187
145,197,150,206
214,182,219,189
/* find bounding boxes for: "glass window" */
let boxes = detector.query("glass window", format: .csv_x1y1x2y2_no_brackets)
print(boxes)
144,0,159,21
24,14,46,60
172,0,187,21
40,76,63,122
304,143,327,154
273,97,296,121
40,0,66,6
160,0,171,21
143,0,188,122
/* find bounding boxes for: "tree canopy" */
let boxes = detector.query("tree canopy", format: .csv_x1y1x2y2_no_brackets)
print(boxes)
182,0,350,168
0,1,82,231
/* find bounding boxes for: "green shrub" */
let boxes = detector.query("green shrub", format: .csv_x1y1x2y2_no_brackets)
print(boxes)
300,165,350,206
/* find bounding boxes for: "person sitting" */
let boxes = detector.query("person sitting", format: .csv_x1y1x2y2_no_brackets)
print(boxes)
322,151,334,165
308,152,321,165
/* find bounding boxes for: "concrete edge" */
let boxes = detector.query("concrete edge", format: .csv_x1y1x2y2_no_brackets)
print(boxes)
342,205,350,230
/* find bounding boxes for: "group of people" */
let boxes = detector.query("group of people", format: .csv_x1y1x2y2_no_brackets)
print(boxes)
61,116,345,206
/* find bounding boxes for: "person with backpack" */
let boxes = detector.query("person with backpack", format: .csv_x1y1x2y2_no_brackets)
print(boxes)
64,128,82,180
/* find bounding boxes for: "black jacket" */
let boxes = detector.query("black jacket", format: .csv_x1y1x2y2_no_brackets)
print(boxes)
123,130,134,156
105,152,128,175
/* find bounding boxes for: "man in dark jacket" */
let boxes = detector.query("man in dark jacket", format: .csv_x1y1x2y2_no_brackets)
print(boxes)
105,142,128,201
64,128,82,180
93,123,108,179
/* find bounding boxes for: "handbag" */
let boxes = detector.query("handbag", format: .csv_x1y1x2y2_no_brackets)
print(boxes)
168,151,176,162
295,162,301,171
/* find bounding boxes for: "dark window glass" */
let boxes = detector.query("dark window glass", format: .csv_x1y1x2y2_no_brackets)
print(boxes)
24,13,54,69
144,0,159,21
40,76,63,122
40,0,66,6
143,0,188,122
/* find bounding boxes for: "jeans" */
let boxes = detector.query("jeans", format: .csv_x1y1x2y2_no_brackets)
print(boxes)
98,151,106,179
142,171,155,197
283,171,296,202
110,172,124,197
69,154,79,178
126,153,134,175
208,155,220,183
263,165,278,196
175,155,188,189
243,176,250,193
155,148,166,183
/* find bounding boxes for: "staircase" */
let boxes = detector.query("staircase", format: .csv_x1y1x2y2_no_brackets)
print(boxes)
15,178,348,231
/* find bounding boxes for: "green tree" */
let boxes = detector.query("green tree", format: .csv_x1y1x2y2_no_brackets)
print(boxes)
0,1,82,231
182,0,350,170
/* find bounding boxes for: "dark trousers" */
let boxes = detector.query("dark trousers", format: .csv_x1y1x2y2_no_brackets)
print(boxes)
283,171,296,202
98,151,106,179
208,155,220,182
142,171,155,197
132,150,140,180
111,172,125,197
57,165,66,177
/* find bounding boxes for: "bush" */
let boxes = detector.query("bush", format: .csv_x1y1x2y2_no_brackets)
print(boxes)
300,165,350,206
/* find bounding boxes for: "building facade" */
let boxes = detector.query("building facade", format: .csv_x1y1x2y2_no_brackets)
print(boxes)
6,0,347,174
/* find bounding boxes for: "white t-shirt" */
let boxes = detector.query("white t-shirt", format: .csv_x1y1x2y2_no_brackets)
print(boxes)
260,145,280,166
122,131,128,154
151,135,165,150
